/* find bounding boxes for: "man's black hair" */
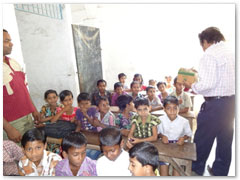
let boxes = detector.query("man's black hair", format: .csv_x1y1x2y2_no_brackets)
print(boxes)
198,27,225,45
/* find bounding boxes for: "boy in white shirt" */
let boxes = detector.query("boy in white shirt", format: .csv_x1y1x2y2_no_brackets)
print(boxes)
96,127,131,176
157,96,192,176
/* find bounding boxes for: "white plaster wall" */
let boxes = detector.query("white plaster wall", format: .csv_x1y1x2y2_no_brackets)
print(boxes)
15,4,80,110
70,4,235,90
2,4,25,69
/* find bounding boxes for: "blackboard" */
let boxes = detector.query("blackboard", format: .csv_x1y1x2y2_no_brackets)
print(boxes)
72,25,103,95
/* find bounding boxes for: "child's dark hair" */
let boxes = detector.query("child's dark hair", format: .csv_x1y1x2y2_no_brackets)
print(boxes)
77,92,90,103
163,95,179,107
133,74,144,85
62,132,87,153
99,127,122,147
44,89,58,99
156,81,167,88
129,142,159,171
130,81,140,89
21,128,46,148
97,96,109,106
146,85,155,92
134,97,149,109
149,79,156,83
59,90,73,102
114,82,123,90
97,79,107,86
173,77,178,84
116,94,133,111
118,73,126,80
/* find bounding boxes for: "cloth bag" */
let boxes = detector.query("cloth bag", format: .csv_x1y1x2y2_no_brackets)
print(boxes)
44,120,76,138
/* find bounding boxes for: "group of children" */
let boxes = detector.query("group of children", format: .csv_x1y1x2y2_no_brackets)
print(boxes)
12,127,160,176
4,72,193,176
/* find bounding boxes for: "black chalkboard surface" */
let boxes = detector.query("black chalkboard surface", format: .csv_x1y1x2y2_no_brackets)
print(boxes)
72,25,103,95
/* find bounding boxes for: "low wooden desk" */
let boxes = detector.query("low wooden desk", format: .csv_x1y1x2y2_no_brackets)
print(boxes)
151,110,195,131
46,130,101,151
81,130,101,150
152,140,196,176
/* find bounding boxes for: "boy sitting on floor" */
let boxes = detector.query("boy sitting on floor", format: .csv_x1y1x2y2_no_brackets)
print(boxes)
128,142,160,176
55,132,97,176
18,128,62,176
96,127,131,176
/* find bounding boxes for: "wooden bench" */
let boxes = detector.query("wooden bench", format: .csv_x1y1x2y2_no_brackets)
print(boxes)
46,130,101,151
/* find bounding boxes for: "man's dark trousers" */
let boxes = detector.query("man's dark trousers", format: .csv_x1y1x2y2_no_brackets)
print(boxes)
192,95,235,176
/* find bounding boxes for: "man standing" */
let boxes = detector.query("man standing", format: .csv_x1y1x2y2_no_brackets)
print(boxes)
3,29,40,143
184,27,235,176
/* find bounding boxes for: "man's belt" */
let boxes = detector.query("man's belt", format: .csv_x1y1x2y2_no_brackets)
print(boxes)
204,95,234,101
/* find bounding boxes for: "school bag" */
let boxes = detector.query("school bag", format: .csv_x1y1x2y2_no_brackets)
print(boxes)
44,120,76,138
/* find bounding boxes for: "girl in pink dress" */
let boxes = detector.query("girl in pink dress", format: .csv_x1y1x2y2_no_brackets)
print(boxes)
51,90,78,123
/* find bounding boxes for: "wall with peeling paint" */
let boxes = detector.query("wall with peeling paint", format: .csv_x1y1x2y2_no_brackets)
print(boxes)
14,4,80,110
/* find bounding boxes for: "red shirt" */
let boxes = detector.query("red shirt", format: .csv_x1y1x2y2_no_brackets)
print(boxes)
56,107,78,121
141,85,147,91
3,57,35,122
